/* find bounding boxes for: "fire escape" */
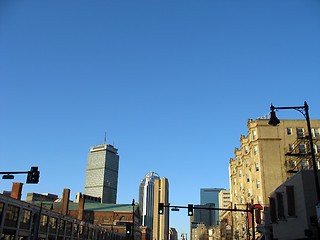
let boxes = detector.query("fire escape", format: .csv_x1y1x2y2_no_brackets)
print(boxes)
285,132,320,174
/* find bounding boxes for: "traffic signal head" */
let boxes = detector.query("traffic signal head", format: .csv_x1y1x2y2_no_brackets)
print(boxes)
188,204,193,216
158,203,164,214
27,167,40,184
126,223,131,235
255,208,261,224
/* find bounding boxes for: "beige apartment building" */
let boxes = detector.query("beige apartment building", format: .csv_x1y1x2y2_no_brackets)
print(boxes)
218,190,230,221
153,177,169,240
229,118,320,238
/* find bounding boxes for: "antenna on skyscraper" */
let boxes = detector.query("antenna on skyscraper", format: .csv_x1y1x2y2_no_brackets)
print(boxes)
104,130,107,145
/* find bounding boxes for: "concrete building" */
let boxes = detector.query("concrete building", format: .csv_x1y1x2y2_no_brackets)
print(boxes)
153,177,169,240
26,192,59,202
139,171,160,230
200,188,224,226
270,170,320,240
218,190,230,222
229,118,320,238
169,228,178,240
191,224,210,240
84,143,119,204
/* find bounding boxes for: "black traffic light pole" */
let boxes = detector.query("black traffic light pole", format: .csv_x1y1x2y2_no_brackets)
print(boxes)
160,204,262,240
0,167,40,183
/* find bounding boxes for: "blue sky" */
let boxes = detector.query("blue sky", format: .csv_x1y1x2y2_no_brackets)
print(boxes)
1,0,320,236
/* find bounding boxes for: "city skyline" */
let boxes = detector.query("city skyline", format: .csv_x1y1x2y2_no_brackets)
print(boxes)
1,0,320,236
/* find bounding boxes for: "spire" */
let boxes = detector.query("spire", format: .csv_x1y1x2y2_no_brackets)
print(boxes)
104,130,107,145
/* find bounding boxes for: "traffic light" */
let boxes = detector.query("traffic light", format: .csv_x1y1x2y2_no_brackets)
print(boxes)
158,203,164,214
188,204,193,216
27,167,40,184
126,223,131,236
255,208,261,224
253,204,263,224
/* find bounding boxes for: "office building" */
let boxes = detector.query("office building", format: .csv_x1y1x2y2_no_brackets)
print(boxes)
139,171,160,229
200,188,224,225
84,143,119,203
229,118,320,238
153,177,169,240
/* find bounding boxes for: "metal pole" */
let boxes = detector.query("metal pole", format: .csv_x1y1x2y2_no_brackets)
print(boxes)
304,101,320,203
251,209,255,240
132,199,134,240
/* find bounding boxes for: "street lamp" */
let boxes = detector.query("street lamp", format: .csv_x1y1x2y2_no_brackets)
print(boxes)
268,101,320,203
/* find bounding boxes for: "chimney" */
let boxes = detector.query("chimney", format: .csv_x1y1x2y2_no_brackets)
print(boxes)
78,193,85,220
11,182,23,200
61,188,70,215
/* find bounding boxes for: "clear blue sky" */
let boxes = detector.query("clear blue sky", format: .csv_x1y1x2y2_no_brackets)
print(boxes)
1,0,320,236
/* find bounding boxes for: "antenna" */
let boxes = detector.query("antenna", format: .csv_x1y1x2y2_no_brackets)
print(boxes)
104,130,107,145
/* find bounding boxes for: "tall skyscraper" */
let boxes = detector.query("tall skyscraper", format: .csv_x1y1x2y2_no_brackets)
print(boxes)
139,171,160,230
200,188,225,226
153,177,169,240
84,143,119,203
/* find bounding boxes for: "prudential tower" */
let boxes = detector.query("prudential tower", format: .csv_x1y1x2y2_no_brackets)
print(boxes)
139,172,160,229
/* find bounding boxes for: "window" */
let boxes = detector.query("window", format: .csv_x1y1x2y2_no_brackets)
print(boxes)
245,146,248,154
254,146,258,155
287,128,292,135
252,131,257,140
301,161,308,169
248,189,251,197
258,196,262,204
312,128,320,138
298,144,306,154
40,215,48,233
240,183,243,191
270,197,277,223
297,128,304,138
0,202,3,226
66,222,72,237
276,192,285,220
238,158,241,165
289,144,294,151
234,190,237,197
290,160,296,168
246,174,250,182
286,186,295,216
233,178,236,185
239,170,242,177
256,162,260,171
240,196,244,204
58,219,65,235
49,217,57,234
19,209,31,230
246,160,249,167
233,167,236,174
257,180,260,189
73,223,79,238
315,145,320,154
4,204,19,228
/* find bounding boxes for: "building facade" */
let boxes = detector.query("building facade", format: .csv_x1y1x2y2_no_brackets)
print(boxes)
270,170,320,240
84,144,119,204
229,118,320,238
139,172,160,230
153,177,169,240
218,190,230,222
200,188,224,226
169,228,178,240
